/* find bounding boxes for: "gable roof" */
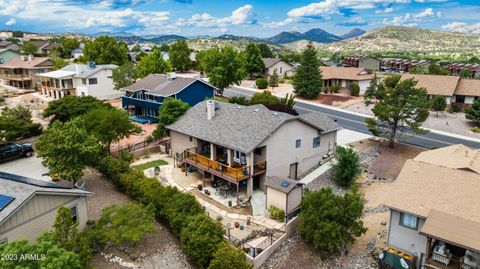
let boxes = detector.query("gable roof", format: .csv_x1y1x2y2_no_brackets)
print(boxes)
263,58,292,68
320,66,372,81
167,101,339,153
124,74,216,97
454,79,480,97
0,172,92,226
0,48,20,55
265,176,303,194
0,57,53,69
36,64,117,79
401,73,460,96
414,144,480,173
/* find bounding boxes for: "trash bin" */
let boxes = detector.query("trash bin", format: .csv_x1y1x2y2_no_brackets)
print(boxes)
228,200,232,207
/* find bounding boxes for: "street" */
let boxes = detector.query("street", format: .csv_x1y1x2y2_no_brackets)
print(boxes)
224,87,480,149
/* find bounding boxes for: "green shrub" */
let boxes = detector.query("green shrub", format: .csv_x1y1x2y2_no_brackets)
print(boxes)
228,96,250,106
472,127,480,133
449,103,462,113
97,156,130,188
119,150,134,163
331,146,362,187
255,78,268,89
250,91,279,105
350,82,360,96
208,242,252,269
268,205,285,222
180,214,224,267
332,85,341,93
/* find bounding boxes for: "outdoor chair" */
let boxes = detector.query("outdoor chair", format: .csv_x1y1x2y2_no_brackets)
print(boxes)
432,243,452,266
461,250,480,269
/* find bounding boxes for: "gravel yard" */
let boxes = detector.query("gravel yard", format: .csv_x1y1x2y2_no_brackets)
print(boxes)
83,168,192,269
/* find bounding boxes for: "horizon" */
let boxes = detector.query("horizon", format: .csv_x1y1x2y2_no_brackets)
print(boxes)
0,1,478,38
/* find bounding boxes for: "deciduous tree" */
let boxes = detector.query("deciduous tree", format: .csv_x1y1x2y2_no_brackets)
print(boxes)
43,95,109,123
152,98,190,139
35,117,100,185
331,146,362,187
22,42,37,55
431,95,447,117
244,43,265,79
169,40,192,72
83,36,128,65
0,105,42,142
137,49,171,78
208,242,252,269
112,62,137,90
258,43,273,58
293,42,322,99
365,75,430,148
299,188,366,255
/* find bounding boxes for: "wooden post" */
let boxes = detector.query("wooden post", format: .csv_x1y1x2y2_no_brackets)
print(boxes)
426,237,432,265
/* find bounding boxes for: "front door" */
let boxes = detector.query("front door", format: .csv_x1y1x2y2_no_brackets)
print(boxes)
289,163,298,180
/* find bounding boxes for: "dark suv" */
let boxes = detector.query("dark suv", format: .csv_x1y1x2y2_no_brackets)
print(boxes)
0,143,34,162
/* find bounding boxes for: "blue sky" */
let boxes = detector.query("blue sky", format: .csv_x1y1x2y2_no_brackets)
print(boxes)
0,0,479,37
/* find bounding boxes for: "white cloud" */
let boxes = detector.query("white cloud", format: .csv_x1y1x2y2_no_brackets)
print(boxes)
5,18,16,25
383,8,442,27
375,7,394,14
442,22,480,35
176,4,256,28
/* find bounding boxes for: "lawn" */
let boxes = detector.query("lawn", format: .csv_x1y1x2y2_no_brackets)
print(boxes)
133,159,168,171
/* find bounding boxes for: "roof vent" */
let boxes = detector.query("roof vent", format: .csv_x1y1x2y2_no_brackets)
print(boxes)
253,108,260,112
236,106,241,110
281,180,290,188
87,61,96,69
167,72,176,80
272,112,278,117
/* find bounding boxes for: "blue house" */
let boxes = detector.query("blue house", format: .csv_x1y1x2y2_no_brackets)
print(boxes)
122,73,217,123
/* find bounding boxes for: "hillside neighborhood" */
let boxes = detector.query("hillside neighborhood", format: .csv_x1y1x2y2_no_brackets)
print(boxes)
1,2,480,269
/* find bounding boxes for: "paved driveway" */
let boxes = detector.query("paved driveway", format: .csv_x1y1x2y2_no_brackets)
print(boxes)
0,154,51,181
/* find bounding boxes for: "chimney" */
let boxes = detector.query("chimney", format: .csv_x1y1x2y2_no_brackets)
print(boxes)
206,100,215,120
75,64,79,74
21,55,26,61
27,54,33,61
167,72,176,80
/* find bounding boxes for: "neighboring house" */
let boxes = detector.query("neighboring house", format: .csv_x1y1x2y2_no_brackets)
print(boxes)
167,100,339,203
29,41,62,55
0,40,20,51
320,66,373,94
0,56,53,89
401,74,480,105
0,172,92,243
37,62,119,100
320,57,335,66
383,58,430,73
444,63,480,78
384,145,480,269
262,58,294,78
265,176,303,217
342,55,381,71
122,73,216,122
0,49,21,64
70,48,84,59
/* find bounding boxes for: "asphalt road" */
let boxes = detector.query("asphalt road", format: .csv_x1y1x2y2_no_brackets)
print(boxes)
224,87,480,149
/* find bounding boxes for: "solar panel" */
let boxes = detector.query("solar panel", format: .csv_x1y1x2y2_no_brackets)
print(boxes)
0,194,15,211
281,180,290,188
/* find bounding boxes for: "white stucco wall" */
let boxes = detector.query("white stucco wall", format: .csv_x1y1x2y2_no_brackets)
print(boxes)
267,61,294,78
358,80,371,94
74,69,120,100
387,209,427,268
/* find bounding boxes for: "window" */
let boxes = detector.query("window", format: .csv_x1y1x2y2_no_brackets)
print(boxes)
70,206,78,223
0,58,3,64
82,78,86,85
88,78,98,85
400,212,418,229
189,136,193,142
456,95,466,103
313,137,320,148
295,139,302,148
233,150,246,164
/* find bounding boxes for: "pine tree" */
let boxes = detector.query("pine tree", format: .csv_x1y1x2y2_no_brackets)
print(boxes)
364,73,379,106
269,69,279,88
293,42,322,99
244,43,265,79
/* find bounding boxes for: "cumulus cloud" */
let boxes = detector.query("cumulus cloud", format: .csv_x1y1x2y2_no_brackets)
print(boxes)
375,7,394,14
442,22,480,35
336,16,367,26
176,4,256,28
5,18,16,25
383,8,442,27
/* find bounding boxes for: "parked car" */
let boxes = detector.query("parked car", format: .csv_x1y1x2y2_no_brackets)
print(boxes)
0,143,34,162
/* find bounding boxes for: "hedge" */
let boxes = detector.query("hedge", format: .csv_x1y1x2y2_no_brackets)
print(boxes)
96,156,240,268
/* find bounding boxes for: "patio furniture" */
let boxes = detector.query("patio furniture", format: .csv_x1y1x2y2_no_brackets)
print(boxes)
432,242,452,266
461,250,480,269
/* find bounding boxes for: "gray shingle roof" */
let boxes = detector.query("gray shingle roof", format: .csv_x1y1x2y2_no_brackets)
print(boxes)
0,172,92,225
262,58,292,68
123,74,215,97
73,64,117,78
167,101,339,153
265,176,303,193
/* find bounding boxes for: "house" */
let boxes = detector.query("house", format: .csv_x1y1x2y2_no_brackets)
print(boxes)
320,66,373,94
28,41,62,55
37,62,119,100
383,58,430,73
122,73,216,122
70,48,84,59
0,172,92,243
167,100,339,204
400,74,480,105
0,49,21,64
444,63,480,78
0,40,20,51
265,176,303,217
342,55,381,71
0,56,53,89
262,58,294,78
383,145,480,269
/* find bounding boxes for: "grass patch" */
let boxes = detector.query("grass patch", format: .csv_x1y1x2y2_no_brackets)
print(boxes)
472,127,480,133
133,159,168,171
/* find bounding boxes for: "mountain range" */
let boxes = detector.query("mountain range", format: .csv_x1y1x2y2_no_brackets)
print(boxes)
89,27,366,45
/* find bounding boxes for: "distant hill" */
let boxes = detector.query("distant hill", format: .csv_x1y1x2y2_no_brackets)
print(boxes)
265,28,361,44
216,34,260,42
284,26,480,54
341,28,366,39
89,31,134,38
147,34,187,43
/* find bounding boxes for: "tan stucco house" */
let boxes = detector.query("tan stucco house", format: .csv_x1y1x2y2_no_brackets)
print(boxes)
320,66,373,94
384,145,480,269
167,100,339,204
0,56,53,89
0,172,92,243
262,58,294,78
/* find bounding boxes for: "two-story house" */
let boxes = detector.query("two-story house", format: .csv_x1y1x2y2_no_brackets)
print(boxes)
0,56,53,89
121,73,216,123
37,62,119,100
167,100,339,204
383,144,480,269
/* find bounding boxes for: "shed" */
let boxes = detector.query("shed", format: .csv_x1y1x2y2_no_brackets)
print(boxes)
265,176,303,216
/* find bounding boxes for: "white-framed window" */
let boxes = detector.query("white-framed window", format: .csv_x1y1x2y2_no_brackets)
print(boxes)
88,78,98,85
313,137,320,148
233,150,246,164
295,139,302,149
400,212,418,230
